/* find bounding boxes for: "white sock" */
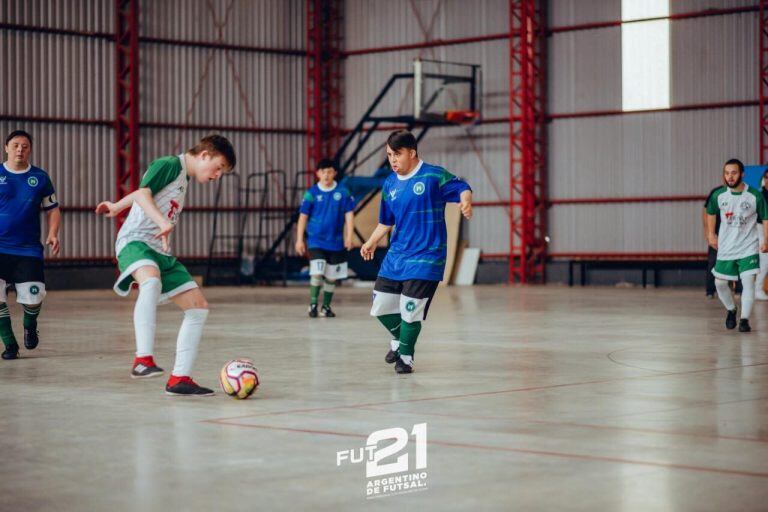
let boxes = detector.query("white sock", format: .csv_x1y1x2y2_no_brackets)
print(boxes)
134,278,160,357
400,354,413,366
756,254,768,296
323,280,336,294
740,274,756,320
172,308,209,376
715,278,736,311
390,339,399,351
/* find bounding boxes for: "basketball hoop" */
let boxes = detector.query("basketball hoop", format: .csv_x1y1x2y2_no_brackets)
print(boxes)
445,110,480,125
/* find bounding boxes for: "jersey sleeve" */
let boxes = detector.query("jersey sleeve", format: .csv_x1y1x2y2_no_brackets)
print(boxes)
344,190,356,214
438,168,471,202
299,190,314,216
705,190,721,215
40,174,59,211
140,158,182,195
379,183,395,226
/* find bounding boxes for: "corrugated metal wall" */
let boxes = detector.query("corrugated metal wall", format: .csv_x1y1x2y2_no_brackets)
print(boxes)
1,0,305,262
547,4,758,255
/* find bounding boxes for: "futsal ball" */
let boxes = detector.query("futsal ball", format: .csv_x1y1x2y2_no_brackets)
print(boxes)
220,359,259,399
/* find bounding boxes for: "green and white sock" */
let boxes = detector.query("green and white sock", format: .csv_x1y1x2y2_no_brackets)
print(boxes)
23,304,41,330
322,280,336,307
0,303,17,348
398,320,422,358
377,313,401,340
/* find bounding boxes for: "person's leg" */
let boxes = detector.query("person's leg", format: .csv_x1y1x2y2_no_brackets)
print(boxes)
0,278,17,359
706,246,717,297
12,255,47,351
757,229,768,300
396,280,439,373
371,277,403,363
307,249,326,317
129,265,164,377
164,260,213,396
320,250,348,317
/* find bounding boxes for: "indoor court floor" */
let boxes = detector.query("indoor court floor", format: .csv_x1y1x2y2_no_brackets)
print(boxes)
1,284,767,511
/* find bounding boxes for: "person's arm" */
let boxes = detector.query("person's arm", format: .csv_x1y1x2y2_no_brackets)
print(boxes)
701,207,709,243
95,188,142,218
96,188,173,250
295,213,309,256
706,214,718,250
45,207,61,256
361,223,392,261
459,190,473,219
344,211,354,250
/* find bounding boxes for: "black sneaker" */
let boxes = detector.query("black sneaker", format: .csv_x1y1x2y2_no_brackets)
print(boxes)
385,349,399,364
165,377,215,396
131,362,165,379
1,343,19,360
726,309,738,330
24,328,39,350
320,305,336,318
394,357,413,374
738,319,751,332
308,304,318,318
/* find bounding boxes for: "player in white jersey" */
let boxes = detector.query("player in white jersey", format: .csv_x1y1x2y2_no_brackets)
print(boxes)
706,159,768,332
96,135,236,395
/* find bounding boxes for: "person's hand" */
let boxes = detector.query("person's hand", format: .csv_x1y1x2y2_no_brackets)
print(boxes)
155,221,174,252
707,233,718,250
95,201,120,217
460,197,473,219
361,240,375,261
295,239,306,256
344,237,354,251
46,235,60,256
761,242,768,253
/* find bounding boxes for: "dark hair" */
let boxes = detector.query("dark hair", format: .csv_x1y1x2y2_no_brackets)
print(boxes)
386,130,417,153
188,134,236,169
723,158,744,174
316,158,337,172
5,130,32,146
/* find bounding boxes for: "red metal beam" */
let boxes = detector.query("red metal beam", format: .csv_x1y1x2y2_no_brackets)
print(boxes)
115,0,140,228
306,0,343,177
0,22,305,56
342,6,758,57
761,1,768,163
509,0,547,284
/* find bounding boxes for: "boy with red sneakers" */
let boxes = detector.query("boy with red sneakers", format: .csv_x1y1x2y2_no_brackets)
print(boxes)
96,135,235,395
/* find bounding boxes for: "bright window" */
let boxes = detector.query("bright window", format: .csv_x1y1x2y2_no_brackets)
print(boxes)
622,0,670,111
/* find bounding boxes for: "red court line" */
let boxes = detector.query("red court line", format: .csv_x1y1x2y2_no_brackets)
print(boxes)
354,406,768,445
204,361,768,424
204,419,768,480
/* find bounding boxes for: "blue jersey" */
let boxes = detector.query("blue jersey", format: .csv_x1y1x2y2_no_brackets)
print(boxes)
378,161,471,282
0,164,59,259
299,182,356,251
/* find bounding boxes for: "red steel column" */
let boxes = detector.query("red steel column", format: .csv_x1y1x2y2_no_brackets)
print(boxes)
115,0,140,226
761,0,768,163
306,0,343,184
509,0,547,283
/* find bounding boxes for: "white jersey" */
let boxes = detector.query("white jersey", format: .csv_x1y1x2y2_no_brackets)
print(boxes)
706,184,768,260
115,154,189,256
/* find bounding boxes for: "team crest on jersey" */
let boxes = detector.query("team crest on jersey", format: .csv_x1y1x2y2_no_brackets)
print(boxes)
27,176,38,187
317,195,323,202
333,192,342,201
413,182,425,195
740,201,751,211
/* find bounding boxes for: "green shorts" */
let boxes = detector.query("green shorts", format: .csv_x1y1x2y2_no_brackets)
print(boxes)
712,254,760,281
114,241,197,302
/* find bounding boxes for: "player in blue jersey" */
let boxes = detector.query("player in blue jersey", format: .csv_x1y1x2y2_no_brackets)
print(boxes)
0,130,61,360
361,130,472,374
296,159,356,318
